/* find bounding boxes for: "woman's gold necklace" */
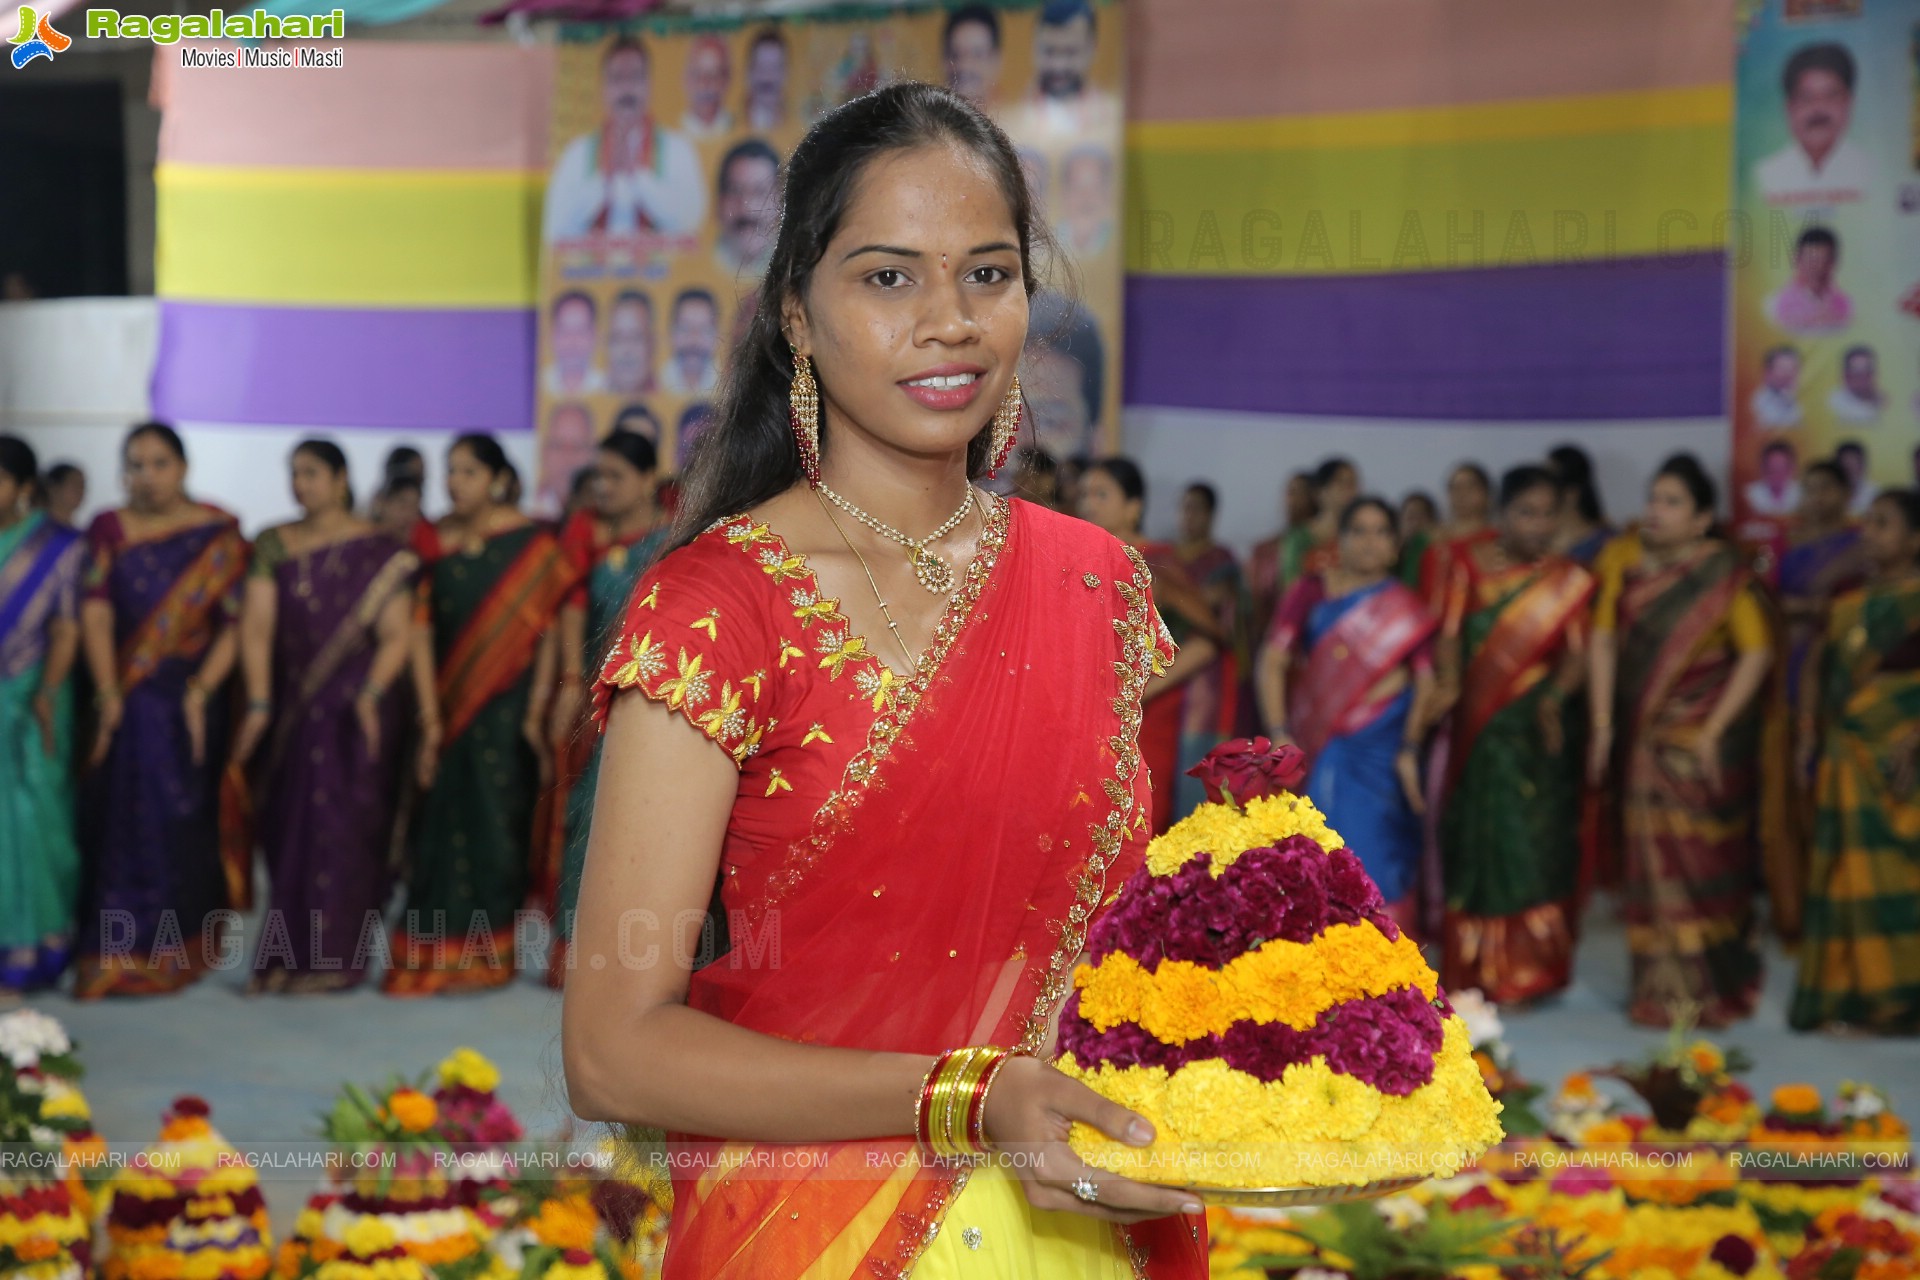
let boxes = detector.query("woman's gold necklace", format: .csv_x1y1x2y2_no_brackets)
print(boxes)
812,488,982,671
814,480,975,594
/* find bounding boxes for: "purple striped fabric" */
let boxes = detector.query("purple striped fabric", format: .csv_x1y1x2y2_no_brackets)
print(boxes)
1122,253,1726,420
151,302,536,431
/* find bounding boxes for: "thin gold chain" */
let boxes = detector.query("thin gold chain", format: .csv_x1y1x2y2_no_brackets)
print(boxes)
815,480,975,562
812,488,922,671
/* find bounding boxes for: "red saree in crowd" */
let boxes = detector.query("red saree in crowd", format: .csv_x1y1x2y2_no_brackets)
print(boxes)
592,497,1205,1280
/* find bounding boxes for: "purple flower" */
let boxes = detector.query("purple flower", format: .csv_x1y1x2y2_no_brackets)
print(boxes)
1065,987,1443,1096
1709,1234,1758,1276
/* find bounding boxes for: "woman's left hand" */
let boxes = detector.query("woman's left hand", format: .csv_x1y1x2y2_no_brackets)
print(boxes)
1396,746,1426,815
30,689,56,759
524,714,554,786
183,689,208,765
1889,732,1919,797
1692,729,1724,793
1537,697,1565,757
355,692,382,759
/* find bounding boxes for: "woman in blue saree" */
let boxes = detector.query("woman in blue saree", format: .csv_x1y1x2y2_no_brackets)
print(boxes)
76,424,248,999
1260,497,1439,924
0,437,88,992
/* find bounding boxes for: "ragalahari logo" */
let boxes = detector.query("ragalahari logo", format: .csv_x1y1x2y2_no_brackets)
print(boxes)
10,5,71,67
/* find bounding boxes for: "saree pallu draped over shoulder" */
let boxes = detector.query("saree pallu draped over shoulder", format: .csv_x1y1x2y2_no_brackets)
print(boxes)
596,501,1206,1280
75,510,249,999
385,522,580,996
1439,556,1594,1003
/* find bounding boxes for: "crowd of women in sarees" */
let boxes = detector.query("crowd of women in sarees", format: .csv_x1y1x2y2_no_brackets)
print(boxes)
0,421,675,1000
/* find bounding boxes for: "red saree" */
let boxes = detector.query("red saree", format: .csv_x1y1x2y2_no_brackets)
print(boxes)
1269,576,1436,769
593,498,1205,1280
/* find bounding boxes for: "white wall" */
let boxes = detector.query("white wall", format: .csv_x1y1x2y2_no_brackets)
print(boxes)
1124,405,1732,556
1,299,535,533
4,300,1731,542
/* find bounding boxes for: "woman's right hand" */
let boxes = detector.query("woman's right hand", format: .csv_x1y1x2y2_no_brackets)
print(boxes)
1585,723,1614,786
232,707,271,765
416,720,443,789
90,694,124,767
549,681,584,750
981,1056,1202,1225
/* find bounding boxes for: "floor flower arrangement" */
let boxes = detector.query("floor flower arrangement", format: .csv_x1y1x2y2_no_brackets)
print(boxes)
0,1009,95,1280
272,1049,523,1280
1209,1001,1917,1280
97,1095,274,1280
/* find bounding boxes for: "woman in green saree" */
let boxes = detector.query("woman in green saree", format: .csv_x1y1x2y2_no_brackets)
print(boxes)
385,433,581,996
0,437,87,992
1791,489,1920,1034
543,428,669,985
1437,465,1595,1003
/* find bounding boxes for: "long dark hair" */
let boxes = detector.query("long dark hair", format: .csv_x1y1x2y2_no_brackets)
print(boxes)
0,434,36,489
670,82,1048,550
1547,443,1605,524
450,432,511,478
600,428,659,476
1654,451,1717,516
293,437,354,510
126,420,187,463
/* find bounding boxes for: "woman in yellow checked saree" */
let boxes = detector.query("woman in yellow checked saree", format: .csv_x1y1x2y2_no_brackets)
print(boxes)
1791,490,1920,1035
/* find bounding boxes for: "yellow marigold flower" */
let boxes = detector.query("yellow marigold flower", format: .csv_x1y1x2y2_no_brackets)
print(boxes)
437,1047,501,1094
386,1089,437,1134
1771,1083,1822,1115
1142,792,1344,877
343,1217,398,1258
1581,1118,1635,1146
1687,1041,1725,1075
528,1195,599,1251
1073,924,1435,1042
1061,1018,1501,1189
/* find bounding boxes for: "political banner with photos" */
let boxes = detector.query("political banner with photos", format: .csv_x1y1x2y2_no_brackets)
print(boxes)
1731,0,1920,534
534,0,1124,513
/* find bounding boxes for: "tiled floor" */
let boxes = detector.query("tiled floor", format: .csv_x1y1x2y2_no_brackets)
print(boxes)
12,897,1917,1237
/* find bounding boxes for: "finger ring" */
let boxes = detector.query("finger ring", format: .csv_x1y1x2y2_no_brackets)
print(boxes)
1069,1176,1099,1203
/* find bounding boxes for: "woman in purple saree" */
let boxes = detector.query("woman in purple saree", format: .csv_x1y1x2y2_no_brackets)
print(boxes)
233,441,416,992
76,424,249,999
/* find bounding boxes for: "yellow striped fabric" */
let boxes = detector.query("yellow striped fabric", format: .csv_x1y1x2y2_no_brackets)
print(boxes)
155,164,545,306
1125,85,1731,275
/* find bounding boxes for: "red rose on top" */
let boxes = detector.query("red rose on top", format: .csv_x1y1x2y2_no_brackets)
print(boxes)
168,1096,211,1119
1185,737,1307,807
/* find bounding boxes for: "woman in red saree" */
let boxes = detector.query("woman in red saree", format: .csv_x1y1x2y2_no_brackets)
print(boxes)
384,434,580,996
1078,458,1221,833
1257,497,1438,930
1587,454,1778,1027
1416,463,1496,610
563,85,1207,1280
